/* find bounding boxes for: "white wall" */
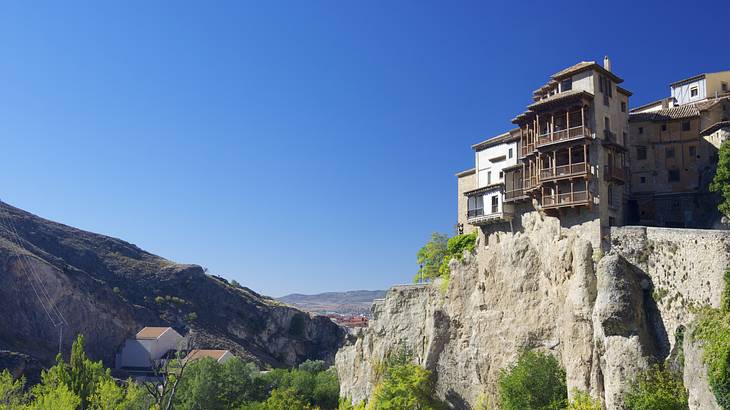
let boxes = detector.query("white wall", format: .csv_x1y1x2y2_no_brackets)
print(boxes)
671,79,707,105
116,329,183,369
475,140,518,188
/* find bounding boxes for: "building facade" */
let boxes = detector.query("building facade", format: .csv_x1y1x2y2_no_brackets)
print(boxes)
458,58,631,246
627,72,730,228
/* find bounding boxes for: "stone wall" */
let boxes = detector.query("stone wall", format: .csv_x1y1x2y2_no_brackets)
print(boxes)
610,226,730,351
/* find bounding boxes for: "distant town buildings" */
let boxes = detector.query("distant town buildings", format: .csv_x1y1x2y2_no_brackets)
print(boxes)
457,60,729,244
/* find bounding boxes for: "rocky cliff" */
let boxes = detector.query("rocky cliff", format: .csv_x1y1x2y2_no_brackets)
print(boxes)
0,202,345,374
336,212,728,409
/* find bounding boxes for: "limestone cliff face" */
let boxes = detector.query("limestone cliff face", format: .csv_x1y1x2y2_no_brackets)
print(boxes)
336,213,728,409
0,202,345,373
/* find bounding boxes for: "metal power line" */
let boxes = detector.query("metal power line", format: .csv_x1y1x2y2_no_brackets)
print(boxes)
0,200,68,352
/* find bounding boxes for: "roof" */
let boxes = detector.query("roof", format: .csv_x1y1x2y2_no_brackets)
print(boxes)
471,129,520,150
629,100,719,122
617,86,633,96
185,349,231,362
670,70,730,87
700,121,730,137
456,168,475,177
551,61,624,84
463,183,504,196
527,90,594,111
136,327,175,340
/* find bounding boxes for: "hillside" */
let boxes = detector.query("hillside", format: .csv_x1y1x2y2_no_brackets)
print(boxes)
0,202,345,374
278,290,386,316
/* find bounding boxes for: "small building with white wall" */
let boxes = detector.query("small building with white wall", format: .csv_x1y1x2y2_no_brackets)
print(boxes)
184,349,235,365
115,327,184,370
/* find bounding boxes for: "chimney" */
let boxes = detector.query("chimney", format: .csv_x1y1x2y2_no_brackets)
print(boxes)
603,56,611,72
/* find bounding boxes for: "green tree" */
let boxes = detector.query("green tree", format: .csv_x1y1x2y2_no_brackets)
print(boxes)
498,350,567,410
0,369,26,409
88,378,147,410
567,390,601,410
415,232,448,282
174,358,223,410
623,365,688,410
711,140,730,217
28,383,81,410
370,363,437,410
262,387,310,409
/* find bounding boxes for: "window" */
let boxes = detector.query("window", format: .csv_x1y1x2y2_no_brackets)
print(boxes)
661,124,667,131
609,216,616,226
621,101,626,112
637,146,647,160
491,196,498,213
499,171,504,179
487,171,492,185
604,117,611,132
666,147,675,159
668,169,680,182
723,82,728,92
689,146,697,157
639,127,644,134
508,148,513,159
560,78,572,92
468,195,483,217
623,132,627,145
682,121,691,131
607,184,614,207
690,86,699,97
640,176,646,184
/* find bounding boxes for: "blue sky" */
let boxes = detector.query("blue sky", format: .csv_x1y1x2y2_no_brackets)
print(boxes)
0,1,728,297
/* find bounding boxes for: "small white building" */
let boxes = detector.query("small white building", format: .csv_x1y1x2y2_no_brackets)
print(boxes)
115,327,184,369
463,129,520,225
670,70,730,106
184,349,235,365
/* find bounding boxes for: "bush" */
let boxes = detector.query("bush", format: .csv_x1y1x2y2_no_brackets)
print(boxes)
693,270,730,408
710,140,730,217
414,232,477,283
498,350,567,410
623,365,688,410
567,390,601,410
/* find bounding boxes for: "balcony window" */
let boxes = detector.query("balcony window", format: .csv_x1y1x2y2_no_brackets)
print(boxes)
560,78,572,92
467,195,483,217
668,169,680,182
508,148,513,159
491,196,499,214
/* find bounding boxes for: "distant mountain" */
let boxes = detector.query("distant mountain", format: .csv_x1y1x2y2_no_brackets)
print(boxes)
278,290,387,316
0,202,345,375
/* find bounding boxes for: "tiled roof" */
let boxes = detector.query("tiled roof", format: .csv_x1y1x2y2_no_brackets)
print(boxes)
629,100,718,122
551,61,624,83
472,129,520,150
700,121,730,136
527,90,593,111
136,327,173,340
669,70,730,87
185,349,230,362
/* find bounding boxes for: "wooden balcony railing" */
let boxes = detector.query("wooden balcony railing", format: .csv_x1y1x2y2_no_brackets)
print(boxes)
539,162,589,181
541,191,591,209
536,126,591,148
521,143,535,157
505,188,526,201
523,177,538,191
604,165,626,183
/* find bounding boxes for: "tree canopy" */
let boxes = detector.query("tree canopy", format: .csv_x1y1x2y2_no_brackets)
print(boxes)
710,140,730,217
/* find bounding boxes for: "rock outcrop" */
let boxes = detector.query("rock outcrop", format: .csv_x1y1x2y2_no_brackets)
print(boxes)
337,213,728,409
0,202,345,374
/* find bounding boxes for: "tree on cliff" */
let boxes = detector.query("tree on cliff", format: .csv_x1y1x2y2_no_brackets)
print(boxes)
498,350,567,410
710,140,730,217
414,233,448,282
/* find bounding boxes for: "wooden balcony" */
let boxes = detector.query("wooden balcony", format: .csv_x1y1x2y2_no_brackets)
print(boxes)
541,190,592,209
523,176,539,192
604,165,627,184
504,188,529,202
536,126,592,148
539,162,589,181
521,143,536,157
466,207,512,225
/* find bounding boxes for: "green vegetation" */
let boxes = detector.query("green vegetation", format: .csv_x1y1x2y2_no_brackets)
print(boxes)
497,350,567,410
369,347,444,410
0,335,148,409
623,365,688,410
693,270,730,408
566,391,601,410
414,232,476,283
710,140,730,217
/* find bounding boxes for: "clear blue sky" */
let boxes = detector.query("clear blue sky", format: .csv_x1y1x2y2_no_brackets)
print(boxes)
1,1,728,297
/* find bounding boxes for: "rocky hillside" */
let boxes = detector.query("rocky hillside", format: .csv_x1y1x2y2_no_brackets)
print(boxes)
337,212,729,409
278,290,386,316
0,202,345,374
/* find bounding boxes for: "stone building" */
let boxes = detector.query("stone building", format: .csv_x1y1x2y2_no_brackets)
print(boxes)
458,57,631,246
627,72,730,228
